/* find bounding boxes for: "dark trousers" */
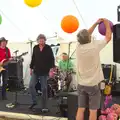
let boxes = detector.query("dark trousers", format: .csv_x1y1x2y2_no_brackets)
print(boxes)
0,70,8,98
29,73,48,109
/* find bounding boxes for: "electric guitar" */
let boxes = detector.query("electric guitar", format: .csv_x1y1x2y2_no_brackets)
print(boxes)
0,52,28,73
104,65,113,95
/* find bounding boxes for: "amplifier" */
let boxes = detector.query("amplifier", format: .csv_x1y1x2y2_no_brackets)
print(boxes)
56,92,68,117
59,96,68,117
101,64,116,81
8,60,23,79
67,92,87,120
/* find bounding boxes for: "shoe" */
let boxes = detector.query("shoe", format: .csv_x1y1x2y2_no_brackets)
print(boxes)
41,108,49,113
29,103,37,109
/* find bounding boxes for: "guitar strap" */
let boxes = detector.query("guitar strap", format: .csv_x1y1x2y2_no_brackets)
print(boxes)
1,47,9,69
5,47,9,59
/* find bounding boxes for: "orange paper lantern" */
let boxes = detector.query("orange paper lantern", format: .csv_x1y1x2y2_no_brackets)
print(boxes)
61,15,79,33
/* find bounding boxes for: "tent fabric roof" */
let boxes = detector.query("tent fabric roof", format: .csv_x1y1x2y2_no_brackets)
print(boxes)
0,0,119,42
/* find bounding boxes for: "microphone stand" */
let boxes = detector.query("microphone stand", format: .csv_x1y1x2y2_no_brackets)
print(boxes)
6,50,20,108
65,42,72,91
27,40,35,57
69,49,76,59
66,42,71,71
13,50,19,107
14,50,18,60
6,51,29,109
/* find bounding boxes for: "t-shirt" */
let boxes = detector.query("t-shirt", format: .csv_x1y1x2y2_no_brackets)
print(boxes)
76,39,107,86
0,47,11,62
59,60,73,71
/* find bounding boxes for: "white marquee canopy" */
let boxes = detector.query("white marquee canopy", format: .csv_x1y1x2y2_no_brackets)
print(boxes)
0,0,119,43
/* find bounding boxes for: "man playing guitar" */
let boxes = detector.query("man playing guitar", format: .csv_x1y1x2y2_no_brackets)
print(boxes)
0,37,11,100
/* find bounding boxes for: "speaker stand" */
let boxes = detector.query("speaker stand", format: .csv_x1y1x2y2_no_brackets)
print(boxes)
27,40,35,57
6,91,20,109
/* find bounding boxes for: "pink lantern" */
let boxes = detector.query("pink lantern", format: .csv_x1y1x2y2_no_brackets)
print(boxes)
98,115,107,120
107,113,118,120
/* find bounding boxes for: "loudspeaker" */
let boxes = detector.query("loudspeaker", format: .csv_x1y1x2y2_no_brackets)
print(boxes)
102,64,116,81
117,5,120,22
7,60,24,91
113,24,120,63
67,92,101,120
8,60,23,80
7,79,24,91
68,92,89,120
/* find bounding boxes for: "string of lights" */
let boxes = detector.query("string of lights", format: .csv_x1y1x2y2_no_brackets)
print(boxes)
72,0,88,28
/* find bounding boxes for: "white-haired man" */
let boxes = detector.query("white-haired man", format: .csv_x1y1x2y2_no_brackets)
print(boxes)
29,34,55,112
76,18,112,120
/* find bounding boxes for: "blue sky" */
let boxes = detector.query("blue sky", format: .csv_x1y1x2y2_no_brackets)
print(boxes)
0,0,120,42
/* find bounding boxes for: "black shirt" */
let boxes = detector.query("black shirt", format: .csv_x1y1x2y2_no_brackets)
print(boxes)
30,44,55,76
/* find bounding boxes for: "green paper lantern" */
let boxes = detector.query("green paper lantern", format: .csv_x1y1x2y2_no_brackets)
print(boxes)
0,15,2,24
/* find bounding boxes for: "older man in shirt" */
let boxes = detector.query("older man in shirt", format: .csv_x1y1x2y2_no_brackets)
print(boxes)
76,18,112,120
58,53,74,91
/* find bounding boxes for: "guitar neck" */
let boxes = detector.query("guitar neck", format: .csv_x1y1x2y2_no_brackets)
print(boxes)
1,52,28,67
2,59,12,66
3,56,21,66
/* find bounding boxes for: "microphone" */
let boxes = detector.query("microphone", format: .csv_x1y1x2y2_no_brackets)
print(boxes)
69,42,72,44
13,50,19,53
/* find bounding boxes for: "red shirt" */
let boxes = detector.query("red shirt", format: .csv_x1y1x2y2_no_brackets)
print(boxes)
0,47,11,62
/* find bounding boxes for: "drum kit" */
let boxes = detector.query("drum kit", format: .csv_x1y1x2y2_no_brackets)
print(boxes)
35,67,75,98
48,67,75,96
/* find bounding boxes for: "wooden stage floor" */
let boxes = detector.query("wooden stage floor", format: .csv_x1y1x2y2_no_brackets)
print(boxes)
0,91,67,120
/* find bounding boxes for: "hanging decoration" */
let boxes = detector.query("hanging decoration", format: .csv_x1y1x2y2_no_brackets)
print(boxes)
24,0,42,8
0,15,2,24
61,15,79,33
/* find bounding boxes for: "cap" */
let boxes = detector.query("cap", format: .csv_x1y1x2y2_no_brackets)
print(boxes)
0,37,8,43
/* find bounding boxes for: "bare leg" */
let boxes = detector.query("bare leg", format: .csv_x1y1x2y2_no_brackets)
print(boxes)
76,107,85,120
89,109,97,120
